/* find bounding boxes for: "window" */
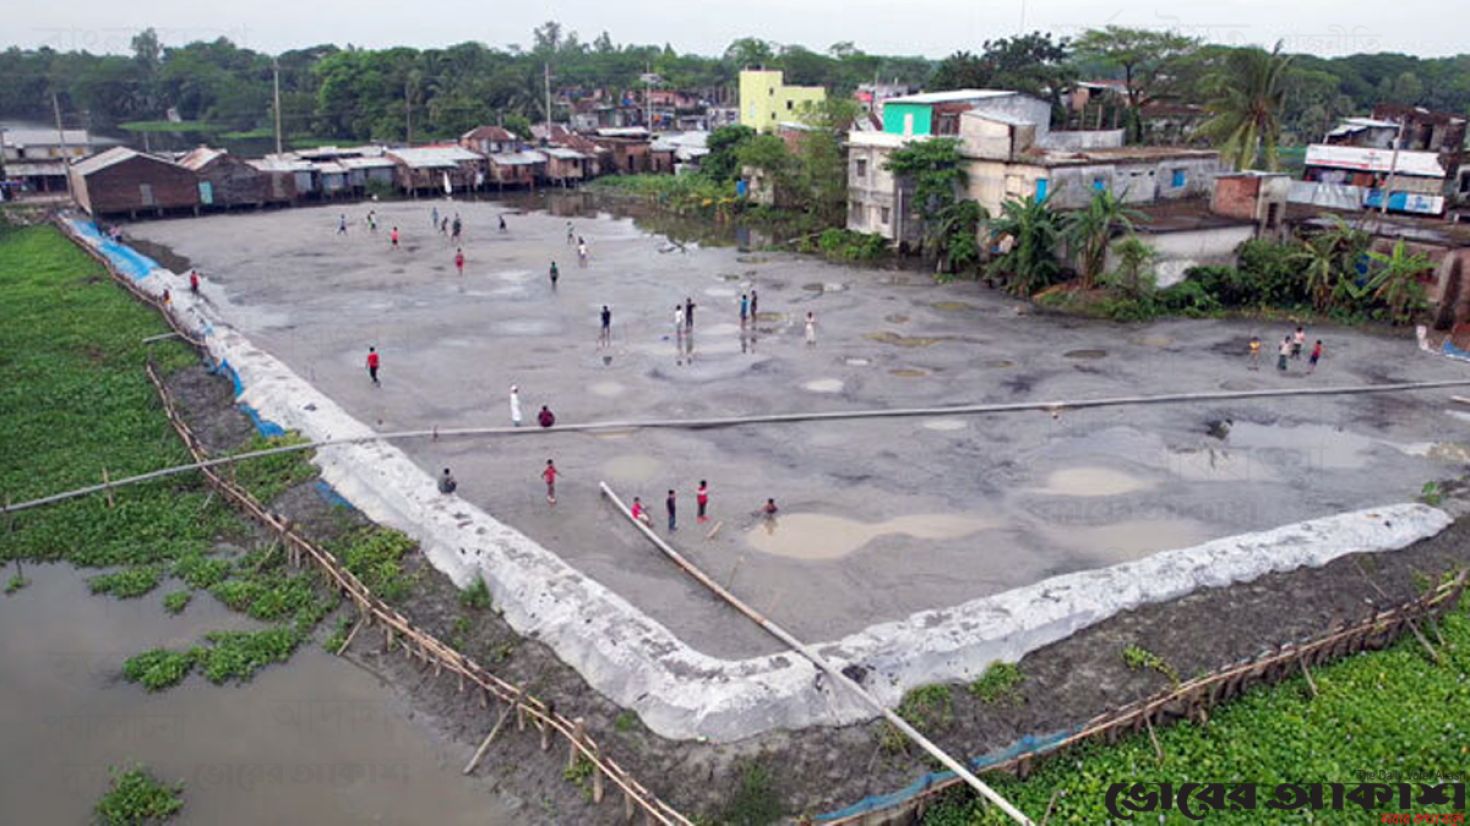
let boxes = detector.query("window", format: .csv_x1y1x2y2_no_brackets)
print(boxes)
1171,168,1187,188
786,100,794,111
1034,179,1049,201
855,158,868,178
880,206,891,225
139,183,155,206
849,200,863,223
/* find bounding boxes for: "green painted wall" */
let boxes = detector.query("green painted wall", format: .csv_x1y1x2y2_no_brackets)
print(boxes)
881,103,932,136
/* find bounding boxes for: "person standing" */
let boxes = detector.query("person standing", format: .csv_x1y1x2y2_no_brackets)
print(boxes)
189,269,200,294
549,261,559,289
577,238,588,267
665,489,677,532
600,305,612,347
509,385,523,427
432,206,440,229
498,215,507,232
367,210,377,232
1291,326,1306,359
566,222,575,245
761,498,778,516
390,227,400,250
1308,340,1325,374
804,311,817,346
739,293,749,326
337,214,347,235
1277,335,1291,372
696,480,709,523
366,347,381,386
451,213,462,243
684,297,696,330
542,459,559,505
1247,335,1261,370
749,289,758,319
674,304,685,336
454,247,465,276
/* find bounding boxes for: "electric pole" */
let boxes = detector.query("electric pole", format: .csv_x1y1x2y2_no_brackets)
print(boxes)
1380,118,1402,217
52,92,73,199
272,57,283,155
405,78,413,145
544,62,552,138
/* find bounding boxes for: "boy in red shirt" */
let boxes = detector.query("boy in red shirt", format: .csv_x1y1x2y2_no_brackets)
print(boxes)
366,347,380,386
542,459,559,504
630,497,651,526
696,480,709,523
189,269,200,293
454,247,465,276
390,227,400,249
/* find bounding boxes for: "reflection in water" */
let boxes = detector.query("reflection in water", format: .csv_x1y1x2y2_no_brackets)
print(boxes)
1031,467,1153,497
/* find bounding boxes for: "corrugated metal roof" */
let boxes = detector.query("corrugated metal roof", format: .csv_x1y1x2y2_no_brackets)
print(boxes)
72,146,178,176
1305,143,1445,178
178,146,226,170
249,156,315,173
489,150,547,166
339,156,396,169
386,145,483,167
2,127,91,147
312,160,349,174
462,126,516,142
543,147,587,160
884,89,1015,106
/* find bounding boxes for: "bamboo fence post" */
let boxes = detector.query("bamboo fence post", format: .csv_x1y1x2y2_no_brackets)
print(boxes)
1298,655,1318,698
101,468,114,508
336,615,366,656
540,715,552,752
463,687,522,775
568,718,586,770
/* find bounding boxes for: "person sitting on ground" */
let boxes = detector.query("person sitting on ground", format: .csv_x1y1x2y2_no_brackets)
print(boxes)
630,496,652,527
438,468,457,494
537,405,556,428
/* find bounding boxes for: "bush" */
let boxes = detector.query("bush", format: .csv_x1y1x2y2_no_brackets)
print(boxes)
1236,239,1308,307
459,575,491,610
1157,279,1222,316
123,648,196,691
969,662,1023,704
162,590,191,614
195,627,300,684
334,527,416,602
814,228,889,262
95,766,183,825
89,566,164,599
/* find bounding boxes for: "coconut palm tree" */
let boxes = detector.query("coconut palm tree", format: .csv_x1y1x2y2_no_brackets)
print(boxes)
1365,240,1432,324
1198,42,1294,171
1062,189,1144,290
987,195,1061,297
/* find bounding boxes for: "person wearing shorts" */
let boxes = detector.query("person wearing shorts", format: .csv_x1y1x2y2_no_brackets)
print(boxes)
542,459,559,504
1308,340,1324,373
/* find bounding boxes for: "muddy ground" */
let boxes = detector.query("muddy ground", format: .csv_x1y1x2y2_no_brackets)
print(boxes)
165,327,1470,824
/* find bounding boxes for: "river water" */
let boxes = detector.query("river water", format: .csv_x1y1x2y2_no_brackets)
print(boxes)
0,563,511,824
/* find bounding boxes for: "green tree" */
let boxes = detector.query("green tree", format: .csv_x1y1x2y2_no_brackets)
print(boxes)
1365,240,1432,324
1104,235,1159,300
1198,43,1294,171
883,138,968,266
1073,26,1199,142
794,97,860,225
1290,216,1368,312
1062,189,1143,290
703,124,756,182
736,134,797,205
937,200,988,276
987,195,1061,296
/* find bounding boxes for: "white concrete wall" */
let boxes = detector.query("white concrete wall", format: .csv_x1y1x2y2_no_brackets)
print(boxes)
1114,224,1256,288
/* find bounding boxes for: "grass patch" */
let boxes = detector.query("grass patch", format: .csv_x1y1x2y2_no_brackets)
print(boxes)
4,572,28,594
719,760,782,826
1123,644,1180,686
161,590,191,614
333,526,415,601
614,710,639,733
95,765,183,825
172,551,231,589
459,575,491,610
88,565,164,599
924,593,1470,824
969,662,1023,705
323,614,354,652
882,683,956,754
194,627,300,684
1421,481,1444,507
123,648,196,692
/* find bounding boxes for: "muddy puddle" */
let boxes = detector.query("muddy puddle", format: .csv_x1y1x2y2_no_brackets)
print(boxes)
1032,467,1153,497
0,564,509,825
1040,518,1211,561
601,453,664,482
1062,349,1108,360
1225,421,1380,470
746,513,992,560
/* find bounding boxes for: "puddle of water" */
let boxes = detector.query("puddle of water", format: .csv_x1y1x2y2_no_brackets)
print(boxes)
1166,446,1280,482
493,319,556,336
931,301,978,312
601,454,663,482
494,269,534,283
923,418,967,431
746,513,992,560
588,380,625,398
844,357,871,367
889,368,928,378
703,286,737,297
1032,467,1152,497
590,429,636,440
1403,441,1470,463
867,331,940,348
0,564,508,826
1226,421,1380,470
803,378,844,393
1132,335,1173,347
983,359,1016,369
1041,518,1211,561
754,312,783,323
802,283,824,292
1063,349,1108,360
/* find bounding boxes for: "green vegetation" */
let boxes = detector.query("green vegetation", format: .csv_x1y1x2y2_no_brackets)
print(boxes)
1122,644,1181,686
194,628,300,684
969,662,1023,705
1062,190,1142,290
882,684,956,754
987,196,1061,296
333,526,416,602
118,119,217,133
458,575,492,610
162,590,191,614
1420,481,1444,507
228,433,316,502
4,571,29,594
123,648,196,692
883,139,975,274
172,551,231,589
323,614,355,652
925,598,1470,824
95,766,183,825
614,710,639,733
720,761,782,826
807,228,889,263
89,565,165,599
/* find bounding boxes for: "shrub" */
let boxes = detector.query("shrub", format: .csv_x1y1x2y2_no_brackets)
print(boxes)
194,628,300,684
95,766,183,825
459,575,491,610
334,527,415,602
1157,279,1222,316
720,761,782,826
123,648,196,691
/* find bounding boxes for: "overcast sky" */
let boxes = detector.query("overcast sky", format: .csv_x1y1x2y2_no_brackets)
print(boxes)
7,0,1462,59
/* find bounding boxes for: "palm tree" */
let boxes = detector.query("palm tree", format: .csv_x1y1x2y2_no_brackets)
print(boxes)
987,195,1061,297
1062,189,1144,290
1198,42,1294,171
1365,240,1433,324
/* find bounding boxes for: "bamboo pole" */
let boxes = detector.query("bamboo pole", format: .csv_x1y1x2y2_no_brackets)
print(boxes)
336,616,366,656
463,688,523,775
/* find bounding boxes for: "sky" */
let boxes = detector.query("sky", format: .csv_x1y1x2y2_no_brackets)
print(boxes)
6,0,1463,59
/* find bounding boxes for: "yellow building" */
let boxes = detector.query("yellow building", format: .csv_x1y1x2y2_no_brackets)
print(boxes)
739,69,826,132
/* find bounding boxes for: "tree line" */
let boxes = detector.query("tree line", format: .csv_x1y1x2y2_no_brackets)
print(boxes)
2,23,1467,149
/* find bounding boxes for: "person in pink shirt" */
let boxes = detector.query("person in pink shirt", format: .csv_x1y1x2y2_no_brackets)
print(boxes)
454,247,465,276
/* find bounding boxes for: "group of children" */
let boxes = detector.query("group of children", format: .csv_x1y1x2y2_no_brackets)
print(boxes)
625,483,779,533
1248,325,1325,373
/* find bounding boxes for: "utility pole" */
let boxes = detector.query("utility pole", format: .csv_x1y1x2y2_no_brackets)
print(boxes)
52,91,73,199
1379,118,1403,217
544,62,552,138
272,57,283,155
405,78,413,145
